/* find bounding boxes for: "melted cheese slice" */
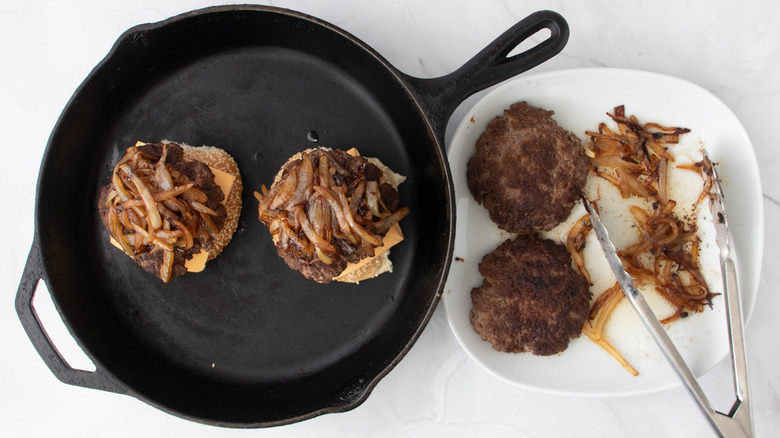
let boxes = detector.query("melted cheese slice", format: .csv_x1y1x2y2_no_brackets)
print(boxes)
109,158,235,273
333,223,403,281
210,166,235,202
184,249,210,272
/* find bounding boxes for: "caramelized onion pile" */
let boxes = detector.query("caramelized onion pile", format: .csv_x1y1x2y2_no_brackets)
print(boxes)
575,106,717,375
105,144,221,282
586,105,691,205
254,149,409,268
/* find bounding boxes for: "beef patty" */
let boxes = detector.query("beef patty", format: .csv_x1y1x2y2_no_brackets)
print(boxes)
470,235,591,356
467,101,589,233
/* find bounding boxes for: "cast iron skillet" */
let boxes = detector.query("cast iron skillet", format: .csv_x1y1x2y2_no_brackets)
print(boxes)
16,5,568,427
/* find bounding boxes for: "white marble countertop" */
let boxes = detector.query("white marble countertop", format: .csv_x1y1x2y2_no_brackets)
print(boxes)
1,1,777,437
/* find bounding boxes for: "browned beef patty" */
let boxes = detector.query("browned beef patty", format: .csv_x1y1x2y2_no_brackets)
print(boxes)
470,235,591,356
467,101,589,233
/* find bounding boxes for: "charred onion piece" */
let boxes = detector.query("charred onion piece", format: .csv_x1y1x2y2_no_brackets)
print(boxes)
312,185,354,238
296,206,337,255
372,207,410,235
269,167,298,210
286,153,313,208
105,144,221,282
335,187,382,246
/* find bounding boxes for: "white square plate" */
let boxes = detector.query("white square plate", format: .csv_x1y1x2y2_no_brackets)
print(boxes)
442,68,763,396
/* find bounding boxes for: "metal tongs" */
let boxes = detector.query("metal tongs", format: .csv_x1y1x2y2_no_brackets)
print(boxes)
582,149,753,437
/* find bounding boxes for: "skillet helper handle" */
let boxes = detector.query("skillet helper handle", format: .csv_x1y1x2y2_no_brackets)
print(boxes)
16,238,125,394
405,10,569,144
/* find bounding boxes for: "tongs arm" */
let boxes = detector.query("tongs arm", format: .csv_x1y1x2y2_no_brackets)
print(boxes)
704,151,754,437
716,253,752,436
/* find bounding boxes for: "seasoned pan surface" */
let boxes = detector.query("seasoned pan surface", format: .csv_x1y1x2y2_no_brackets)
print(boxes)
17,5,569,427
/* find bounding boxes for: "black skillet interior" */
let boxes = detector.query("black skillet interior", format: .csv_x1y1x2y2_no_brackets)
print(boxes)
19,5,569,427
33,7,447,426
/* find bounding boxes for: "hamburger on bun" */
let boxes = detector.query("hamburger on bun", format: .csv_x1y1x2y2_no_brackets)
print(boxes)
99,141,242,282
254,147,409,283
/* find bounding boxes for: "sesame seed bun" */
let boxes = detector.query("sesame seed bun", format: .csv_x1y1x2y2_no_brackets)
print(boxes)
178,143,243,261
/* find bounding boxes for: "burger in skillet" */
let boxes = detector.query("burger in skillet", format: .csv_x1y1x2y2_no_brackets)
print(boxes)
254,147,409,283
98,141,242,282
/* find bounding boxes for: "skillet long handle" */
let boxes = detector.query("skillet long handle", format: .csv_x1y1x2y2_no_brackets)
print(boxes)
404,10,569,146
16,238,126,394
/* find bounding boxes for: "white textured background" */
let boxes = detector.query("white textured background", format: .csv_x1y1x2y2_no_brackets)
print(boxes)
1,1,777,437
